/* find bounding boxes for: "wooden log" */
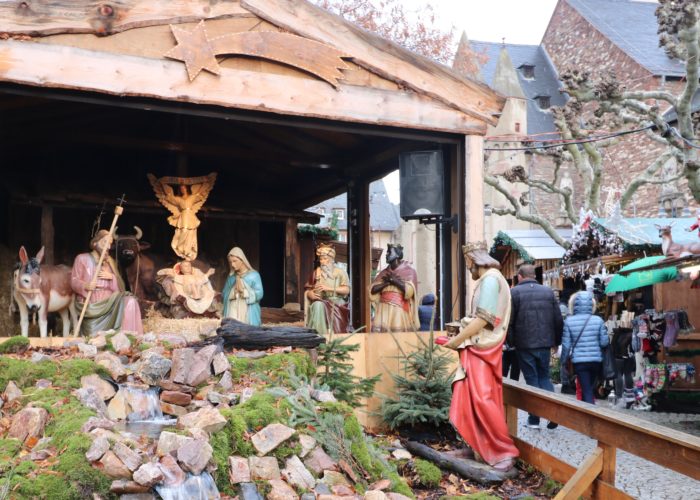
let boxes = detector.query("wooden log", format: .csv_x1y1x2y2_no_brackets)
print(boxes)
261,307,304,324
403,441,517,485
211,317,325,350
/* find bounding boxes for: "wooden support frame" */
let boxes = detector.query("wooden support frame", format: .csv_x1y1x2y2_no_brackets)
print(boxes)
348,179,371,331
284,217,301,305
503,380,700,499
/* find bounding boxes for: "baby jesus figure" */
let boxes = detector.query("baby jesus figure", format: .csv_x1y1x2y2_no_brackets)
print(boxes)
157,261,218,316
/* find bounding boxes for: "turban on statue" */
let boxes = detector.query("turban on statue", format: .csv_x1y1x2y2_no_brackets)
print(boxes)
316,244,336,259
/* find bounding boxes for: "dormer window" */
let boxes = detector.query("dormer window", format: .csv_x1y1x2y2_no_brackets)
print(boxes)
536,95,551,110
520,64,535,79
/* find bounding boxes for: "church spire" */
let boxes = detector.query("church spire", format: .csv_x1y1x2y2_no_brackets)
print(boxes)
452,31,483,81
492,45,526,99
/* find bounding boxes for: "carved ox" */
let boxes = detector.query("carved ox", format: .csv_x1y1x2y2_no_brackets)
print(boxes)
14,246,75,337
114,226,163,302
656,223,700,257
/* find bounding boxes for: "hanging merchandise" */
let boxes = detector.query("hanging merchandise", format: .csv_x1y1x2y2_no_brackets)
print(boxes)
643,363,667,396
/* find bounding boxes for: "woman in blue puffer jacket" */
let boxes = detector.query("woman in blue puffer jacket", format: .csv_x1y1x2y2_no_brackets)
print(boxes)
561,291,609,404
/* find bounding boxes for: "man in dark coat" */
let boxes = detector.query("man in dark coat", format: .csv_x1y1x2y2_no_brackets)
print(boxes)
508,264,563,429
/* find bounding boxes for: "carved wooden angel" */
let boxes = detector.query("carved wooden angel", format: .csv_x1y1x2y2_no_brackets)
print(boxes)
147,172,217,261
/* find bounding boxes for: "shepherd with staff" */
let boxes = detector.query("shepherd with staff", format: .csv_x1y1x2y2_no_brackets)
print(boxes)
72,196,143,337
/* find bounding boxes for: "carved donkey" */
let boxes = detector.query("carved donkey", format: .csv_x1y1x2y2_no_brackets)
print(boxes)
656,223,700,258
14,246,76,337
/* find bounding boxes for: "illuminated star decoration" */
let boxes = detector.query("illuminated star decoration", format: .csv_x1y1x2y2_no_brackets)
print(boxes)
165,21,221,81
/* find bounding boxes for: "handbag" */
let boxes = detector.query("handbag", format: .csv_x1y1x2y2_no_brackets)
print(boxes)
567,315,593,377
600,344,616,380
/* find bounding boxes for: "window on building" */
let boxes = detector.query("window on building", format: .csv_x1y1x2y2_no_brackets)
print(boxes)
536,95,551,110
515,122,521,133
520,64,535,79
316,207,326,216
332,208,345,220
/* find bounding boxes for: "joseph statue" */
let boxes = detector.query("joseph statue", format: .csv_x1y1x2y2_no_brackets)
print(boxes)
71,229,143,336
304,243,350,335
437,241,518,471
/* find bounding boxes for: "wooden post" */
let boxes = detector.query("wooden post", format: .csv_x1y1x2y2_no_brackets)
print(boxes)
464,135,484,305
597,441,616,486
284,217,301,305
505,404,518,438
40,205,54,265
348,179,370,331
554,447,603,500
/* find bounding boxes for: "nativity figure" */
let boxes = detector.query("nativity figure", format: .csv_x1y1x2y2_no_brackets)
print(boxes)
147,172,217,261
222,247,264,326
304,243,351,335
370,244,419,332
157,260,218,318
71,229,143,336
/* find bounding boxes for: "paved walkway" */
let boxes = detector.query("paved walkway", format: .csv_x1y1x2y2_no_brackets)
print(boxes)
515,395,700,500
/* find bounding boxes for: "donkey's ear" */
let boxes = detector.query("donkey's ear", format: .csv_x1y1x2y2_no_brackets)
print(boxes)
654,224,661,229
36,246,45,263
669,221,676,227
19,246,28,265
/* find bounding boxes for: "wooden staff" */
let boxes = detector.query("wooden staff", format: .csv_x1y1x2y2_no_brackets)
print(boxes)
74,195,126,337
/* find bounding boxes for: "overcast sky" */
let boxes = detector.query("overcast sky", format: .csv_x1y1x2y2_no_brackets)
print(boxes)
382,0,559,203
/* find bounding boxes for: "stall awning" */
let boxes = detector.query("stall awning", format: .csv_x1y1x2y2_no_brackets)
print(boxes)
605,256,678,293
491,229,571,262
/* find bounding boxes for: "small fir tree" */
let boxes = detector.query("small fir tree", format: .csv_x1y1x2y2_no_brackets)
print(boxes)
381,331,454,430
317,333,380,407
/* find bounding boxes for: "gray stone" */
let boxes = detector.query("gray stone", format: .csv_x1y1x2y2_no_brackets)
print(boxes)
30,352,51,363
81,416,116,433
207,391,223,405
212,352,230,375
111,332,132,354
107,389,130,420
314,483,332,496
268,479,300,500
96,352,127,380
0,397,4,410
158,333,188,347
34,379,51,389
89,335,108,349
385,494,413,500
299,434,317,458
311,389,337,403
170,348,195,384
301,494,316,500
249,456,281,480
228,456,251,484
320,470,350,487
177,439,212,475
132,463,164,487
85,437,110,462
234,350,267,359
304,446,338,475
109,479,151,494
218,371,233,391
113,441,143,472
186,344,219,386
100,450,132,479
177,407,226,433
4,381,22,402
75,387,107,416
158,454,186,486
78,343,98,357
81,374,116,401
239,482,264,500
119,495,155,500
282,455,316,490
240,387,255,404
136,352,172,385
252,423,295,456
391,449,412,460
156,431,193,457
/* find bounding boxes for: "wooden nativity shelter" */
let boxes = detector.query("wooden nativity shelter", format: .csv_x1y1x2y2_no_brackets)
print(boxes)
0,0,504,331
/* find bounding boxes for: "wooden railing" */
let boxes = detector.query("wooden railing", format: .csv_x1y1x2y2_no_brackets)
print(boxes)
502,379,700,500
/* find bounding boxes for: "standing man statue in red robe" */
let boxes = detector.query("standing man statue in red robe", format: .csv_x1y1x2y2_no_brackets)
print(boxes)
437,241,519,471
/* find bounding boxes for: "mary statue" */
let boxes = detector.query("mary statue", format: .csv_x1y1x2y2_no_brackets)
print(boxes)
222,247,264,326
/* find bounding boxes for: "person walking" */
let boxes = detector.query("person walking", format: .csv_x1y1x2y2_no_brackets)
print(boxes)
562,291,609,404
508,265,563,429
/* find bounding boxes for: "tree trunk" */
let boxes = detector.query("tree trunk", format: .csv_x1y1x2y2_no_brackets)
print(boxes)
206,317,325,350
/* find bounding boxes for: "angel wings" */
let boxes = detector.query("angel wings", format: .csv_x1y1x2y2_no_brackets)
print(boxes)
147,172,217,261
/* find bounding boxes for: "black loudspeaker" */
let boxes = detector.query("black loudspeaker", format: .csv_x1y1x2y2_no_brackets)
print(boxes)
399,150,445,220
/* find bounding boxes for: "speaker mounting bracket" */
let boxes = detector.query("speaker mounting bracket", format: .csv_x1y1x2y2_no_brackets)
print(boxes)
417,214,459,233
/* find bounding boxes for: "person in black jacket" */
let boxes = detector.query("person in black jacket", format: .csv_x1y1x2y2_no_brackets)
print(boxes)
508,265,563,429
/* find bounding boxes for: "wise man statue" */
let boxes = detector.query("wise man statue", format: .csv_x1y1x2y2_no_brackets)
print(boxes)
437,241,518,472
222,247,264,326
157,260,218,317
304,243,351,335
71,229,143,335
148,173,217,261
370,244,419,332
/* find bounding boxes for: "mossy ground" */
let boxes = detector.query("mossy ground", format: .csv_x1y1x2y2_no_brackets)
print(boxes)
414,458,442,488
228,352,315,384
0,359,114,499
0,336,29,354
